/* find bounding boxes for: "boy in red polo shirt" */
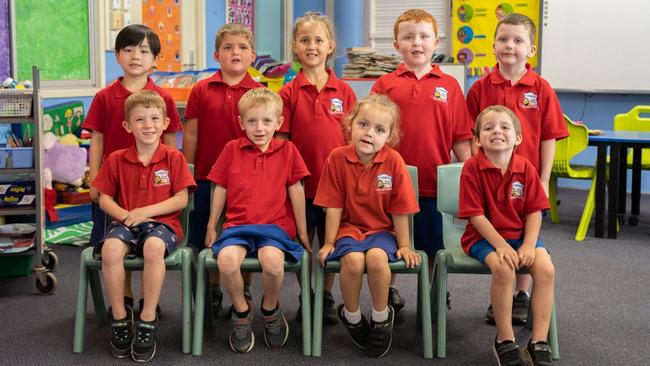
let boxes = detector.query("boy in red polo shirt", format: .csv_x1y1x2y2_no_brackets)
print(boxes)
466,13,568,325
183,23,263,317
92,90,196,362
371,9,473,313
204,88,310,354
83,24,183,313
459,105,555,366
315,94,420,358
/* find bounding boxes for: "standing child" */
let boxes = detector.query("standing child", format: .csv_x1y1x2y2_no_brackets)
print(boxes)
466,13,568,325
92,90,196,362
372,9,473,312
278,11,357,324
315,95,420,358
83,24,183,313
204,88,310,354
183,23,262,317
459,105,555,366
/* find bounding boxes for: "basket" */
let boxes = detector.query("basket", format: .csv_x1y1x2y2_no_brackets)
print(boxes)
0,90,33,117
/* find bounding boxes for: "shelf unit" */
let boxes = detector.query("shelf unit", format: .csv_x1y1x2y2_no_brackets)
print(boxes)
0,66,57,294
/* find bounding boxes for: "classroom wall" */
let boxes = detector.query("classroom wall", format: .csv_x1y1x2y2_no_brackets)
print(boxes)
204,0,226,69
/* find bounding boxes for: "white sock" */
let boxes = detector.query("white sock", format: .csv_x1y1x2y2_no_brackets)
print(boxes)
344,307,362,324
372,307,389,322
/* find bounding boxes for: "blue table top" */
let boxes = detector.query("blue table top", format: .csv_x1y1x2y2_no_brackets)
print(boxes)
588,129,650,144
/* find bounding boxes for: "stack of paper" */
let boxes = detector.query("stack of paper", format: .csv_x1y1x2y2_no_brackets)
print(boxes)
343,48,402,78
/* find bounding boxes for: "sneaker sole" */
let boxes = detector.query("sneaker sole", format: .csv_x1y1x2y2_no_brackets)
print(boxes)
229,332,255,353
131,342,156,363
367,308,395,358
110,345,131,359
264,313,289,349
492,344,503,366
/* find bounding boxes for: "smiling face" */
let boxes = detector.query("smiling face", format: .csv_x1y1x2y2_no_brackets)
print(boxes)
475,110,522,153
239,106,283,152
493,23,536,68
394,21,438,72
350,104,394,165
123,105,169,147
215,33,256,77
115,37,156,78
292,20,335,69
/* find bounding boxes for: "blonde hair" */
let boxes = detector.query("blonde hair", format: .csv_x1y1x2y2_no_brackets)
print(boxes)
345,94,401,147
495,13,536,44
474,105,522,139
238,88,283,118
215,23,255,51
393,9,438,40
292,12,336,63
124,90,166,121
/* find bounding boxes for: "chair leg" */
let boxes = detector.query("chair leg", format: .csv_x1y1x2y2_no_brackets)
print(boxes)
311,263,325,357
300,252,312,356
575,176,597,241
73,250,91,353
418,253,433,359
435,252,448,358
88,269,108,324
549,301,560,360
192,250,208,356
181,248,192,354
549,174,560,224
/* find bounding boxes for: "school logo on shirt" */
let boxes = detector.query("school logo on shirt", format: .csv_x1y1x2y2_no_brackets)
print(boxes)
330,98,344,114
376,174,393,192
433,87,448,103
521,92,538,109
153,169,171,186
511,181,524,199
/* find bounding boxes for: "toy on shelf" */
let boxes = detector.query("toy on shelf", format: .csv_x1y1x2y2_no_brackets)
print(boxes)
43,132,87,187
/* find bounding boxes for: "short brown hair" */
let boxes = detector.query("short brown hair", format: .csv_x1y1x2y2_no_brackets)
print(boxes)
393,9,438,40
345,94,401,147
124,90,166,121
474,105,522,139
292,12,336,63
215,23,255,51
238,88,282,118
495,13,536,44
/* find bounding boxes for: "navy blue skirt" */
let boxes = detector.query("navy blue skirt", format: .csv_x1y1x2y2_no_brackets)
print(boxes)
326,231,399,263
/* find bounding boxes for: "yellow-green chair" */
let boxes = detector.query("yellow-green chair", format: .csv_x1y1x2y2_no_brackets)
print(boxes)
613,105,650,225
548,115,598,241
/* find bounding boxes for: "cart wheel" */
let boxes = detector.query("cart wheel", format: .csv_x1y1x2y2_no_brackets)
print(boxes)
628,215,639,226
42,250,59,270
35,272,57,295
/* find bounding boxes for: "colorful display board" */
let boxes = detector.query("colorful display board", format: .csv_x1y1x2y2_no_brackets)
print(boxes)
451,0,540,77
227,0,254,30
142,0,182,72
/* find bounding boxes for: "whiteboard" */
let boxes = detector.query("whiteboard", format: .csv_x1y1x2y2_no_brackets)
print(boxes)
540,0,650,94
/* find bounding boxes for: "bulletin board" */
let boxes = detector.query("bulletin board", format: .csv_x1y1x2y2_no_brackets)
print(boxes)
227,0,254,30
14,0,90,81
451,0,539,77
142,0,181,72
0,0,9,80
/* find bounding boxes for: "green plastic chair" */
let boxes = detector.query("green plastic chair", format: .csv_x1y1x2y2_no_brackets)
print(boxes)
73,165,195,354
434,163,559,359
311,165,433,359
548,115,599,241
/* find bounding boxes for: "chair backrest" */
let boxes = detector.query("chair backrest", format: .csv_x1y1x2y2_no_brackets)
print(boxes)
178,164,195,247
614,105,650,132
437,163,466,251
406,165,417,249
552,115,589,175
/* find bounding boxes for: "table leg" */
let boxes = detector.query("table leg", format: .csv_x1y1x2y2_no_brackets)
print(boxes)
595,143,607,238
617,146,627,218
608,143,620,238
631,147,642,217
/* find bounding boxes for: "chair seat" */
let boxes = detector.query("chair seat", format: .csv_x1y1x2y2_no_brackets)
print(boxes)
559,164,595,179
81,246,187,270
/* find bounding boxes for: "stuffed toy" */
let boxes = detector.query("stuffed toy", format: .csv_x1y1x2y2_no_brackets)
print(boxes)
43,132,87,187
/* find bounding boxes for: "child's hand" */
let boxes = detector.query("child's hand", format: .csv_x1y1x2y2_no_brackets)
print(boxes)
89,187,99,203
298,234,312,254
517,244,536,268
204,228,217,248
122,209,149,227
495,245,519,270
318,244,335,267
396,247,421,268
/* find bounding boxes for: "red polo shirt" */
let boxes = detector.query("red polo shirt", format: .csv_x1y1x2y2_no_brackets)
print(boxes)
278,68,357,198
458,150,549,254
92,144,197,241
184,70,263,180
82,77,182,158
207,138,310,238
466,64,568,172
314,145,419,242
372,63,473,198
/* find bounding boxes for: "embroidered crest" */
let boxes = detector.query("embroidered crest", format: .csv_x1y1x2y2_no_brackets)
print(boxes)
330,98,343,113
433,87,448,103
153,169,171,186
521,92,538,109
376,174,393,192
511,181,524,199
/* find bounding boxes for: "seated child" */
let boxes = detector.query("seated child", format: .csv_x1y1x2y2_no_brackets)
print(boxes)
315,94,421,358
92,90,196,362
458,105,555,366
204,88,310,354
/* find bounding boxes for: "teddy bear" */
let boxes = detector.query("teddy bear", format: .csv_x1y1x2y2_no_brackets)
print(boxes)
42,132,87,187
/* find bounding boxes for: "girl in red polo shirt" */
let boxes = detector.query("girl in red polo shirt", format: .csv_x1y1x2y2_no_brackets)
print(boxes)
279,11,357,324
314,95,421,358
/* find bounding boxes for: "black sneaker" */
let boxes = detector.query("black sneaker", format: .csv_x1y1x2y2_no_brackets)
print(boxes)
229,307,254,353
485,304,496,325
527,340,553,366
512,291,530,325
124,296,134,310
493,338,527,366
388,287,405,315
131,315,158,363
337,304,370,349
323,291,339,325
365,305,395,358
110,305,134,358
211,287,223,319
138,298,162,320
263,307,289,349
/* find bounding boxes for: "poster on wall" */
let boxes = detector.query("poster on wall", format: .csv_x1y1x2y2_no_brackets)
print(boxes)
142,0,181,72
451,0,540,77
227,0,254,30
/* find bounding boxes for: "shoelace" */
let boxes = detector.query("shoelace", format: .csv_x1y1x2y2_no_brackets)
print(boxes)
232,318,252,339
112,322,130,342
265,315,284,334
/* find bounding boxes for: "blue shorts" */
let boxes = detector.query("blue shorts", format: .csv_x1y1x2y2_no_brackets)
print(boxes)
326,231,399,263
97,221,178,258
413,197,443,257
211,224,304,262
188,180,212,252
469,238,546,264
90,202,107,246
306,198,326,228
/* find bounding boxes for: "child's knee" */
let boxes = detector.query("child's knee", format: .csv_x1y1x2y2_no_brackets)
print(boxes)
341,253,365,275
101,239,126,265
490,262,515,283
532,256,555,284
259,248,285,277
217,249,243,275
365,249,389,273
142,237,166,261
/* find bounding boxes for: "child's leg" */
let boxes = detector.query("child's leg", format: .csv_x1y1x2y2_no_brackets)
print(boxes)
257,246,286,310
365,248,390,312
339,252,366,312
101,238,131,319
217,245,248,312
528,248,555,342
140,237,167,322
485,253,516,341
515,274,531,293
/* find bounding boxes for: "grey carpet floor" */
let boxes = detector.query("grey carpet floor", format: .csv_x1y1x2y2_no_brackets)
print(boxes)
1,187,648,365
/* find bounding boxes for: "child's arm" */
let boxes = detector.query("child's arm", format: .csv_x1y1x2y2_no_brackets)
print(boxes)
469,215,520,270
127,188,189,227
205,184,227,248
392,214,421,268
162,132,178,148
182,118,198,164
287,181,310,253
318,207,342,266
88,131,104,202
98,193,130,224
517,211,542,268
452,140,472,162
539,139,555,196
